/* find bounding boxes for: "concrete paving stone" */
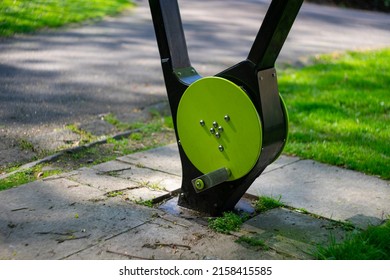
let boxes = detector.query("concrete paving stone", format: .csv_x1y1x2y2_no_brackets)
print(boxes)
68,167,139,193
117,164,181,193
91,159,134,174
243,208,348,259
248,159,390,228
123,187,169,204
262,155,301,174
91,159,181,200
117,143,389,229
66,210,289,260
118,144,182,176
0,179,153,259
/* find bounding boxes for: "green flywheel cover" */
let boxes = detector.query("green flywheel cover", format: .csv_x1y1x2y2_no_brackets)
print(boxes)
177,76,262,181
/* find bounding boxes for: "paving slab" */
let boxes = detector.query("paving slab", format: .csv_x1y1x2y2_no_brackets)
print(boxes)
118,144,390,228
118,145,182,177
1,143,387,260
0,179,151,259
65,210,289,260
248,159,390,228
243,208,348,259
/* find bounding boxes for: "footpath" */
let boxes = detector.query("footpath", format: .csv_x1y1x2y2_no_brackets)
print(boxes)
0,143,388,260
0,0,389,259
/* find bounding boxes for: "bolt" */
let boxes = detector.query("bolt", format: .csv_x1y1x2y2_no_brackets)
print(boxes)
215,132,220,138
210,127,215,134
213,121,218,128
194,179,205,190
200,120,205,126
224,115,230,122
218,126,224,132
218,145,224,152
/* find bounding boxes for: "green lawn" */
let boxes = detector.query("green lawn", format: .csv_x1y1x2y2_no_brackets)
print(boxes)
279,48,389,179
0,0,134,37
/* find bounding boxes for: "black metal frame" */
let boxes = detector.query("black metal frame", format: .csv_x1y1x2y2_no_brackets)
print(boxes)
149,0,303,215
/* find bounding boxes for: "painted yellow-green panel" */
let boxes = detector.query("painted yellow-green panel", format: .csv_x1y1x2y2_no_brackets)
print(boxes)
177,77,262,180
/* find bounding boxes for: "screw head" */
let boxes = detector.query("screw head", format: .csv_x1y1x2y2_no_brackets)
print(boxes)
194,179,204,190
224,115,230,122
218,126,224,132
210,127,215,134
213,121,218,128
215,132,220,138
218,145,224,152
200,120,205,126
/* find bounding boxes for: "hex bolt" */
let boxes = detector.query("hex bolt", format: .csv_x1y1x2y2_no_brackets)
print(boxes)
213,121,218,128
210,127,215,134
215,132,220,138
224,115,230,122
218,145,224,152
218,126,224,132
199,120,205,126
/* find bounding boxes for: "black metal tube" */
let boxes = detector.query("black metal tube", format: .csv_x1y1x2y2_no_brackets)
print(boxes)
149,0,191,70
248,0,304,70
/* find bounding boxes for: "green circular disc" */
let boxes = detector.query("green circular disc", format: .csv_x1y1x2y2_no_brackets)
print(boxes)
177,76,262,181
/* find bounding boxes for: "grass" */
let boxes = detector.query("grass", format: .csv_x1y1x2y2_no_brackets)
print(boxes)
236,236,269,250
279,48,389,179
0,0,134,37
0,165,61,191
104,113,174,133
135,199,154,207
208,212,248,234
255,196,284,213
315,219,390,259
65,124,96,145
106,190,124,198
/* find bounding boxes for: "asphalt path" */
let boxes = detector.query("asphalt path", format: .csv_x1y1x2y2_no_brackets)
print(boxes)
1,0,389,165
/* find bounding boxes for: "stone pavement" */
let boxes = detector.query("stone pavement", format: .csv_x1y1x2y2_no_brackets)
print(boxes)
0,144,388,260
